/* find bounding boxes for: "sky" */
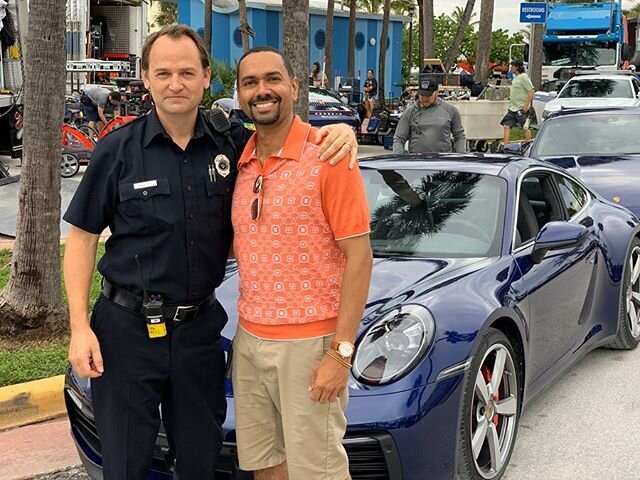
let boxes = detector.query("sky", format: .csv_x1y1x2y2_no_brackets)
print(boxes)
434,0,638,34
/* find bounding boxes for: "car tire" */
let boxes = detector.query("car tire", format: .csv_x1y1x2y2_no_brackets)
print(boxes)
475,140,489,153
456,327,521,480
605,237,640,350
60,153,80,178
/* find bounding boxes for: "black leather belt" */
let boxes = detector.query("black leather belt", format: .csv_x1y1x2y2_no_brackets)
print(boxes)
102,280,216,323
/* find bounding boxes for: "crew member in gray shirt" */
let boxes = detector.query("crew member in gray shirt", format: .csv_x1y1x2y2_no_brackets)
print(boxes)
82,86,121,132
393,76,466,154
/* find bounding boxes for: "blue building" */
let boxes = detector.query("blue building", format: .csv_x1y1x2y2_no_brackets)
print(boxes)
177,0,407,98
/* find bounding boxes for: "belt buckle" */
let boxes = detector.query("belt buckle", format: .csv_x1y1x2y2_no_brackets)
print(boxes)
173,305,198,322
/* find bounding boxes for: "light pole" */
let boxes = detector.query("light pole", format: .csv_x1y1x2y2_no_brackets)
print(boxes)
407,3,415,76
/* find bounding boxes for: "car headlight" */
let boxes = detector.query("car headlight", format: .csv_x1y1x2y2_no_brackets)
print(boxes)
353,304,435,385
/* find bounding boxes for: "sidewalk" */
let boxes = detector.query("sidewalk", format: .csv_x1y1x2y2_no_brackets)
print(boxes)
0,417,82,480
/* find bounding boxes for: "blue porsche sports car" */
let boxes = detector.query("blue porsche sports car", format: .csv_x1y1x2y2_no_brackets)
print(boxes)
64,154,640,480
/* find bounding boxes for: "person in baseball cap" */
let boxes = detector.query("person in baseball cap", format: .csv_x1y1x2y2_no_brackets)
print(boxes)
392,73,467,154
417,75,440,97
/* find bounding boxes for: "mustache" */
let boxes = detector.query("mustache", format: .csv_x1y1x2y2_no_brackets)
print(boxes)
250,95,281,106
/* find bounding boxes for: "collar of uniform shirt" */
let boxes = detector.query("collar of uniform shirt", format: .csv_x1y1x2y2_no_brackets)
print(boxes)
142,108,218,148
237,115,311,169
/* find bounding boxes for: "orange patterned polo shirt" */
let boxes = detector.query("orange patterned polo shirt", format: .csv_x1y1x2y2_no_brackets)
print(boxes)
231,116,370,340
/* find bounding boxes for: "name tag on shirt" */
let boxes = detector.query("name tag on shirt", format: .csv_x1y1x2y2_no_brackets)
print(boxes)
133,180,158,190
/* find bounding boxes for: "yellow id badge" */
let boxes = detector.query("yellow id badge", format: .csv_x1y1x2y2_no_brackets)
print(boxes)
147,322,167,339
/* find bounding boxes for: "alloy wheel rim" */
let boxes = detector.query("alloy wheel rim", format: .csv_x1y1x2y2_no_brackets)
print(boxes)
627,246,640,338
471,343,519,479
61,154,78,177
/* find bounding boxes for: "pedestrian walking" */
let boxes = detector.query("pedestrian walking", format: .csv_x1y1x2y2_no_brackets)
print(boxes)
311,61,328,88
63,25,358,480
232,45,373,480
362,69,378,118
393,74,467,154
501,59,536,146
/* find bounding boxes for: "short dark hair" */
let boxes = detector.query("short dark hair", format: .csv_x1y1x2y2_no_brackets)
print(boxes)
141,25,210,72
367,69,374,75
109,91,122,102
236,46,295,84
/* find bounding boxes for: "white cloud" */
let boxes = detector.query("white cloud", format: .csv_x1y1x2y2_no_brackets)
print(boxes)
434,0,638,34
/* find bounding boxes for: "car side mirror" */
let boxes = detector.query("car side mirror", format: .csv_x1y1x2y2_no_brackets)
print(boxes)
531,221,588,264
503,142,524,155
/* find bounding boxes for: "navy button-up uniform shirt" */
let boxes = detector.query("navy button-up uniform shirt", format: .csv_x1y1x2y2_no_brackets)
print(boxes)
64,108,250,305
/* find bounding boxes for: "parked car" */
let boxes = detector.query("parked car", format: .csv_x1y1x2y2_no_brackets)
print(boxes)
531,79,568,126
540,74,640,121
213,87,361,133
308,86,361,132
505,107,640,216
64,154,640,480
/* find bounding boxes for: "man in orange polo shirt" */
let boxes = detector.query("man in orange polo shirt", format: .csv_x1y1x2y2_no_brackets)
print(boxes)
231,46,373,480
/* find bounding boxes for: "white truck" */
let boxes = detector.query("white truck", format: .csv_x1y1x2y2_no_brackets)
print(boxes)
0,0,25,160
0,0,148,161
66,0,149,91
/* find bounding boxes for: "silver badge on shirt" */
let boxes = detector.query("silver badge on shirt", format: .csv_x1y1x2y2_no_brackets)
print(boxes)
214,154,231,178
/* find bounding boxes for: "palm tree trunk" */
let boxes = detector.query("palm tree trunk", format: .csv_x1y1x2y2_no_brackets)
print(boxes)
443,0,476,71
348,0,357,77
283,0,309,121
423,0,434,59
474,0,494,83
204,0,212,55
0,0,67,334
418,0,425,70
238,0,250,53
378,0,391,105
325,0,335,88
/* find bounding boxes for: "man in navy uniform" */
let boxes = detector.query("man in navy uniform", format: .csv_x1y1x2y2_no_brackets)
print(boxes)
64,25,358,480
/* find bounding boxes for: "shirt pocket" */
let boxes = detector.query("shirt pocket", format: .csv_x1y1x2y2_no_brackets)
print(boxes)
205,174,235,231
118,178,172,234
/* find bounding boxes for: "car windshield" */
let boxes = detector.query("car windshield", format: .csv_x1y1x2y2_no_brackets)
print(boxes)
532,113,640,156
309,88,343,105
543,41,617,67
558,78,632,98
362,169,506,258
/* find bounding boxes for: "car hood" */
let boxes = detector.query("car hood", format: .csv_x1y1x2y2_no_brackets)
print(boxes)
219,256,494,341
540,155,640,217
544,97,640,112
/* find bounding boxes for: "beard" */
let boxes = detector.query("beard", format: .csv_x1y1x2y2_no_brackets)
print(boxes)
248,95,282,125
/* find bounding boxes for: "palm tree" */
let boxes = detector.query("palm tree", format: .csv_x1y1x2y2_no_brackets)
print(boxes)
378,0,392,105
450,5,478,28
418,0,425,70
204,0,212,54
325,0,335,88
238,0,251,53
348,0,357,77
443,0,476,71
423,0,434,59
283,0,309,121
474,0,494,82
624,2,640,18
0,0,67,333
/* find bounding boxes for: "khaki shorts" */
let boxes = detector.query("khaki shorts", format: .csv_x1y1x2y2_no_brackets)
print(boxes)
232,327,349,478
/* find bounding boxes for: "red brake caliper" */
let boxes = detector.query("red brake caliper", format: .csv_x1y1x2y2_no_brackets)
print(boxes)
481,365,501,427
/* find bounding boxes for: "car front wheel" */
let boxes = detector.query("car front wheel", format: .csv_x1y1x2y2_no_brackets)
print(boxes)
457,328,521,480
606,237,640,350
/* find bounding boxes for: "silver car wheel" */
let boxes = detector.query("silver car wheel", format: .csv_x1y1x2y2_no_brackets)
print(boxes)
471,344,519,479
627,246,640,338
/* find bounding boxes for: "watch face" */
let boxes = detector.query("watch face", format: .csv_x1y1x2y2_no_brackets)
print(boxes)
338,343,354,357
